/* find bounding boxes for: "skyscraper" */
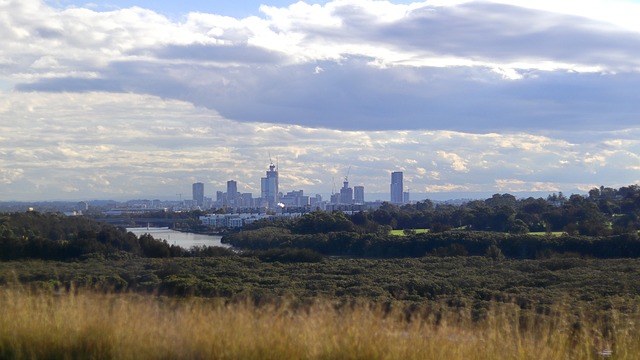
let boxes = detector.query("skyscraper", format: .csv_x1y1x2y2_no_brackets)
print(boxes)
339,179,353,204
390,171,403,204
354,186,365,204
261,162,279,208
227,180,238,207
192,182,204,207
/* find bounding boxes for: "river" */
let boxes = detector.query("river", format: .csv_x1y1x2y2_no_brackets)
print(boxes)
126,227,230,249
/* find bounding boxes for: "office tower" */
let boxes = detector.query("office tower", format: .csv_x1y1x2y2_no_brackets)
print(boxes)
390,171,404,204
339,179,353,204
354,186,365,204
240,193,253,208
227,180,238,207
280,190,309,207
403,191,410,204
192,182,204,206
261,162,279,208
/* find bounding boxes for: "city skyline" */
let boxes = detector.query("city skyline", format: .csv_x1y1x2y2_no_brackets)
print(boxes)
194,165,407,209
2,0,640,201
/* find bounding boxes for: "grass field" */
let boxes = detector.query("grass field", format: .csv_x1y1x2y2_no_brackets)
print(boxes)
391,229,566,236
0,286,637,359
390,229,430,236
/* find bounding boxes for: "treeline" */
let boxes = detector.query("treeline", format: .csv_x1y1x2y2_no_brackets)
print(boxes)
366,185,640,236
235,185,640,242
222,185,640,258
0,211,230,260
223,226,640,259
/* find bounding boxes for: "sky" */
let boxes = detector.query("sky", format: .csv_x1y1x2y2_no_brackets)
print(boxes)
2,0,640,202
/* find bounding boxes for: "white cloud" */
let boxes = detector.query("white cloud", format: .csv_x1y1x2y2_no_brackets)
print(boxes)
423,183,474,193
491,0,640,32
1,90,639,200
0,0,637,133
492,67,523,80
436,151,469,172
495,179,561,193
0,168,24,184
1,0,640,199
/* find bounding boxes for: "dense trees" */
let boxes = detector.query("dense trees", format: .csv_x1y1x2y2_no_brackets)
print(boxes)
6,184,640,261
0,211,215,260
222,185,640,259
291,211,355,234
361,186,640,236
223,228,640,259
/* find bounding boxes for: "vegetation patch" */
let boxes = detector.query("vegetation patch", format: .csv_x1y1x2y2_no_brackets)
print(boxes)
0,287,636,360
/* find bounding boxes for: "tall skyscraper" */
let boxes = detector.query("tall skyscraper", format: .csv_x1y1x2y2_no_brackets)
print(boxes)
390,171,404,204
339,179,353,205
192,182,204,207
354,186,365,204
227,180,238,207
261,162,279,208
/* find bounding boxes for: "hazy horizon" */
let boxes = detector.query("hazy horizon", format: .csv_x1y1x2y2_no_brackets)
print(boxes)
0,190,585,204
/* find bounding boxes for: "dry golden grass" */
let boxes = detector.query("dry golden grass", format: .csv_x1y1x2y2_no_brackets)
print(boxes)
0,286,638,359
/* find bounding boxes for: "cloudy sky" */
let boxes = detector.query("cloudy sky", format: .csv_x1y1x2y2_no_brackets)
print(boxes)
2,0,640,202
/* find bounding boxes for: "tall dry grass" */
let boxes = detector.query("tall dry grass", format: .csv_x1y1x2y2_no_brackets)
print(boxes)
0,286,638,359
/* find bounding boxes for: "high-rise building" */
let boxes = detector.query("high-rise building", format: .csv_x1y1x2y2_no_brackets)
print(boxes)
192,182,204,207
339,179,353,204
227,180,238,207
261,162,279,208
354,186,365,204
280,190,309,207
390,171,404,204
240,193,254,208
310,194,323,206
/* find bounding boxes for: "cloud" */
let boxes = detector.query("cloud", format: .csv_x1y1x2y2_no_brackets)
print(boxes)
0,168,24,184
0,0,637,133
2,0,640,200
436,151,469,172
494,179,561,193
2,91,640,200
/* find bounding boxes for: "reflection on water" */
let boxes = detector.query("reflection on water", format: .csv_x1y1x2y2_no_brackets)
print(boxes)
126,227,230,249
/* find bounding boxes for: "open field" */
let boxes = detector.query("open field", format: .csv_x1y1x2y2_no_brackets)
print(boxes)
0,287,637,359
390,229,430,236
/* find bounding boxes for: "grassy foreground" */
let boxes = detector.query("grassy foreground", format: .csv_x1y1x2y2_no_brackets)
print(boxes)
0,287,638,359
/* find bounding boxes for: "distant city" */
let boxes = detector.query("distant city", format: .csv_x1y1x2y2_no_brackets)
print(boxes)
190,162,411,213
0,162,414,216
0,161,571,220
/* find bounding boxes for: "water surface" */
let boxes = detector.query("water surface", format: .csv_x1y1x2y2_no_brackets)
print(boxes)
126,227,229,249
